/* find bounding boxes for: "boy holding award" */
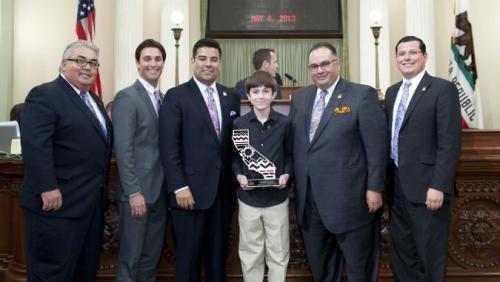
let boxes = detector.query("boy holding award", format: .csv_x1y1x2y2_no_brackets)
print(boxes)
232,71,292,282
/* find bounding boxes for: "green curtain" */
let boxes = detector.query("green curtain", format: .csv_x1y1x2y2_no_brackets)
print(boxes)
341,0,349,79
200,0,208,37
217,39,343,87
200,0,349,87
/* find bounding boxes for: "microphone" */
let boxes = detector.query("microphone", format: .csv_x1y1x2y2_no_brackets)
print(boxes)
274,73,283,86
284,73,297,85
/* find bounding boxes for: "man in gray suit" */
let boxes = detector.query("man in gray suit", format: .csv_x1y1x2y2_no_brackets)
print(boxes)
113,39,167,281
289,42,387,281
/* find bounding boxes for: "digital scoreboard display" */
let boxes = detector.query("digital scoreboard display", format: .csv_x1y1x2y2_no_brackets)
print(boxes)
206,0,342,37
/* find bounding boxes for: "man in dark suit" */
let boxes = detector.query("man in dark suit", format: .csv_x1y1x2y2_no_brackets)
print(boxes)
113,39,167,281
385,36,462,282
234,48,282,100
20,40,112,281
289,42,387,281
159,38,240,282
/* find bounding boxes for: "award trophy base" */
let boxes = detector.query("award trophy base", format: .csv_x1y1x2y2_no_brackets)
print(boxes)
247,178,280,188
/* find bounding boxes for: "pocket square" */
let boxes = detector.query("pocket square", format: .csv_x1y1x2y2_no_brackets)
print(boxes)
334,106,351,115
229,110,237,117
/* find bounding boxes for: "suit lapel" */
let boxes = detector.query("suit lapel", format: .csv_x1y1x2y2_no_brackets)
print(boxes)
89,91,112,145
216,83,229,139
400,73,432,131
309,78,347,146
187,79,220,144
58,76,108,143
386,81,401,133
303,86,317,143
134,80,159,120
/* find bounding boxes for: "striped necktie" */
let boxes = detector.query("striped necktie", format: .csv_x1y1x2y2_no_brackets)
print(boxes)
153,90,162,112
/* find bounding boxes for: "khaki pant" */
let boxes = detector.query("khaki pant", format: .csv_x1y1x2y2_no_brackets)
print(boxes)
238,199,290,282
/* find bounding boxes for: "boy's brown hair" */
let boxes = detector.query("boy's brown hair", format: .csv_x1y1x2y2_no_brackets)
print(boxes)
245,71,276,94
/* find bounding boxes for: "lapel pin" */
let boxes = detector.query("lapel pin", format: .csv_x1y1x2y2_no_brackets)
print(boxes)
422,86,427,92
337,94,342,99
223,91,227,96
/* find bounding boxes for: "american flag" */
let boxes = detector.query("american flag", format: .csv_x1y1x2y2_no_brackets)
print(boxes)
76,0,102,97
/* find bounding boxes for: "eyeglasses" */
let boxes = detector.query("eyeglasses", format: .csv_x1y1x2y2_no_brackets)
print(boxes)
66,57,100,68
396,50,422,58
308,58,338,72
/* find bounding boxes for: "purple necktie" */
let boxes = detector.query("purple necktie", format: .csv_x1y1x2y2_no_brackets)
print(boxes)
206,87,221,137
309,90,328,142
391,81,411,166
153,90,162,113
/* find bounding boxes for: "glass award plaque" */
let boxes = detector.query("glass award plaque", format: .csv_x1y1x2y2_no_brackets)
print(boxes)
232,129,280,188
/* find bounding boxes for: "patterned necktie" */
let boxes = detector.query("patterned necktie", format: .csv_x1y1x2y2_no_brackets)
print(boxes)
206,87,221,137
309,90,328,142
79,92,107,137
391,81,411,166
153,90,162,113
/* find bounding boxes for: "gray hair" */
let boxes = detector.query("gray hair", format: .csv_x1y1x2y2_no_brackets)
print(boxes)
59,40,99,71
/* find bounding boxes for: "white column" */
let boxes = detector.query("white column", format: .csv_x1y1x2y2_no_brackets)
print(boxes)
405,0,436,75
359,0,390,97
0,0,14,120
161,0,190,92
114,0,143,94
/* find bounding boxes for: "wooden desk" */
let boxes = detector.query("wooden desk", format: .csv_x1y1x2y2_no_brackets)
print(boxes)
1,127,499,281
281,86,299,100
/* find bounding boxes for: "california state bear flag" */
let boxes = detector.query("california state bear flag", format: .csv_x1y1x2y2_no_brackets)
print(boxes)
449,0,483,128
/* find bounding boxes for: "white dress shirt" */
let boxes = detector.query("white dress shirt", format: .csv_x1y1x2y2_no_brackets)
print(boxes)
312,76,340,110
193,76,223,128
391,70,426,139
61,74,107,131
137,76,161,115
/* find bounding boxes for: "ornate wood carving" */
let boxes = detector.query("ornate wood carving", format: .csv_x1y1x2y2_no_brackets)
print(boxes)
449,195,500,268
456,181,499,193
